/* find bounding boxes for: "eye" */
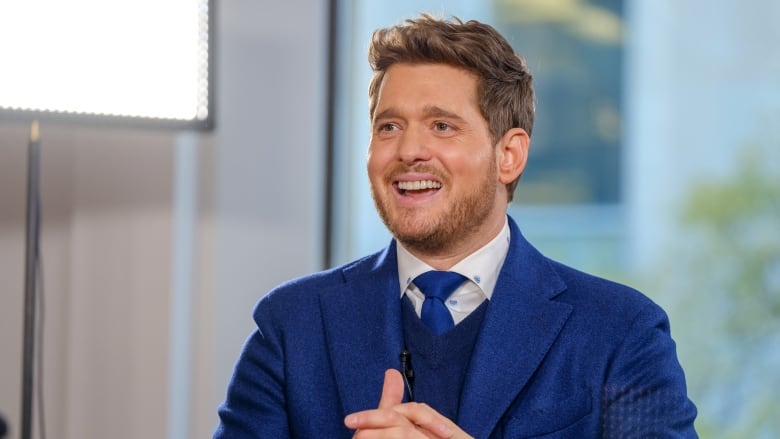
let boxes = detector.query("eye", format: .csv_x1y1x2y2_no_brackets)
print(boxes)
434,122,452,132
377,123,398,132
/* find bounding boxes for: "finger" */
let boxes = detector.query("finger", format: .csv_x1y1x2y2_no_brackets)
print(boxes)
344,370,408,432
352,425,429,439
344,407,405,431
378,369,405,409
392,403,467,439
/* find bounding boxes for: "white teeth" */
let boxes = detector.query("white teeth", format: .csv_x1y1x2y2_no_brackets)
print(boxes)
397,180,442,190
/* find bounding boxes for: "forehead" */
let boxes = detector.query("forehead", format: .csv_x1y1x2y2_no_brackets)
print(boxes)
375,63,480,110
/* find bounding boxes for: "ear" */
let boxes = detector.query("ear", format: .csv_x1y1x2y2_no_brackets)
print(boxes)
496,128,530,185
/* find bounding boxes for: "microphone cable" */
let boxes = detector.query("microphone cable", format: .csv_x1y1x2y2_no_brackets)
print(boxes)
400,350,415,402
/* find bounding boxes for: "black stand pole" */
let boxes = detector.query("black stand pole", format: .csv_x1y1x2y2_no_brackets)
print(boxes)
21,120,41,439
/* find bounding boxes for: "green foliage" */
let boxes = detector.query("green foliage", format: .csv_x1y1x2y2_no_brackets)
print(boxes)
653,148,780,438
681,150,780,334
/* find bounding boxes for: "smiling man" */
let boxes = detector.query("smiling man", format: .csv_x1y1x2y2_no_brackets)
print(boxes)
367,62,522,267
214,15,697,439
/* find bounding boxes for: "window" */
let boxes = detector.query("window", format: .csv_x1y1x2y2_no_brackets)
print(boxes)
495,0,623,205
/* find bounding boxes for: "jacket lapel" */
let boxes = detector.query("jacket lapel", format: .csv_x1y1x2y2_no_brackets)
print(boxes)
458,220,572,438
319,243,406,415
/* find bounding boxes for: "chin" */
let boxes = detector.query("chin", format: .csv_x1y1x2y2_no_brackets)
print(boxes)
389,217,446,247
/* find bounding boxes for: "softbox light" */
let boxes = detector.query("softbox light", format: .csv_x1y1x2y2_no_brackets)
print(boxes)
0,0,213,129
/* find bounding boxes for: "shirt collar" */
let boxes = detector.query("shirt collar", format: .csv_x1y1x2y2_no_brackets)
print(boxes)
396,217,511,299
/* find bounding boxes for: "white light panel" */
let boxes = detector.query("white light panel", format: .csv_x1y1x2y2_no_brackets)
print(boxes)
0,0,210,124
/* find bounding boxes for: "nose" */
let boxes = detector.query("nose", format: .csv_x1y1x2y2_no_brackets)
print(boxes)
397,127,431,164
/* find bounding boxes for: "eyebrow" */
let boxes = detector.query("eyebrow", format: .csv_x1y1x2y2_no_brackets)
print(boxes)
373,105,467,123
421,105,465,122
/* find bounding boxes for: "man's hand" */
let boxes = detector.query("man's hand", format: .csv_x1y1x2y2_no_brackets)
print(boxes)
344,369,473,439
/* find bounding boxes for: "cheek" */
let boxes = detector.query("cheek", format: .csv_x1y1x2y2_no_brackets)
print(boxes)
367,142,394,171
366,148,387,182
442,148,494,177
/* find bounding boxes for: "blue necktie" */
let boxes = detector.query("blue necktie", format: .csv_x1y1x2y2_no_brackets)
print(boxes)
414,271,466,335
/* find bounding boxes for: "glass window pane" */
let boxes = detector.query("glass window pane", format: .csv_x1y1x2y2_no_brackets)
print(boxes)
495,0,623,205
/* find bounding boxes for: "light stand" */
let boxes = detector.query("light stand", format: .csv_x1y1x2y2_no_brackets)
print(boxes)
21,120,41,439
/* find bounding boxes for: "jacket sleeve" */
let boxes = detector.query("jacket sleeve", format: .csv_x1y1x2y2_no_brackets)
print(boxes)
213,298,290,438
601,302,698,438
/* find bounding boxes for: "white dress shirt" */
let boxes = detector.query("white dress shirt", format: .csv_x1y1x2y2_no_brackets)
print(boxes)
397,217,511,325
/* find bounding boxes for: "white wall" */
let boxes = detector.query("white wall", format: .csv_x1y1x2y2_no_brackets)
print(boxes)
0,1,326,438
0,125,179,438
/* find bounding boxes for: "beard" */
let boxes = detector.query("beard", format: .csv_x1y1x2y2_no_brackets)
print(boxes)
370,158,498,255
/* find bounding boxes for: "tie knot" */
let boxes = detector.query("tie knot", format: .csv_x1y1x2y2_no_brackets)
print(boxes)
414,271,467,301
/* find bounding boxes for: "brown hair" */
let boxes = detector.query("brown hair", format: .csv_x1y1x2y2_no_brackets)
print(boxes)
368,14,535,200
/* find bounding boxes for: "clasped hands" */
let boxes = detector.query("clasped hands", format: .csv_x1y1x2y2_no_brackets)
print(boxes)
345,369,474,439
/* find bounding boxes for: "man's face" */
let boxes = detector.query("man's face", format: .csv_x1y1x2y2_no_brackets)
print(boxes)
367,63,507,256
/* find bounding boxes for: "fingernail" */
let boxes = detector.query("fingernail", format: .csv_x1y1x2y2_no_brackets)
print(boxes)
438,422,453,436
344,414,356,428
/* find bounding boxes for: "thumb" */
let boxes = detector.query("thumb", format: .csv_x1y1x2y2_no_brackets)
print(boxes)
378,369,405,409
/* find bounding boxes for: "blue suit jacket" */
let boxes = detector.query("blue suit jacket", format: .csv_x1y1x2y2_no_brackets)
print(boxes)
215,217,697,438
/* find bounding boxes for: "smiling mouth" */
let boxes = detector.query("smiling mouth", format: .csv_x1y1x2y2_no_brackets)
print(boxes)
396,180,442,195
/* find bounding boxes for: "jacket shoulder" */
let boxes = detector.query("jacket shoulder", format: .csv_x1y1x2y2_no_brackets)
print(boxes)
252,247,390,318
544,258,663,325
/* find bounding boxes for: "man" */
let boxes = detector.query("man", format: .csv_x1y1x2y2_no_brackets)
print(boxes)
215,14,697,438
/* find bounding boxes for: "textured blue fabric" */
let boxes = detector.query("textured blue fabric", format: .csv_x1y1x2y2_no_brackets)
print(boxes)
214,216,698,439
414,271,466,334
401,296,488,420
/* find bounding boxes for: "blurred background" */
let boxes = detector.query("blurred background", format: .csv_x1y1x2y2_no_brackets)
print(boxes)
0,0,777,438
